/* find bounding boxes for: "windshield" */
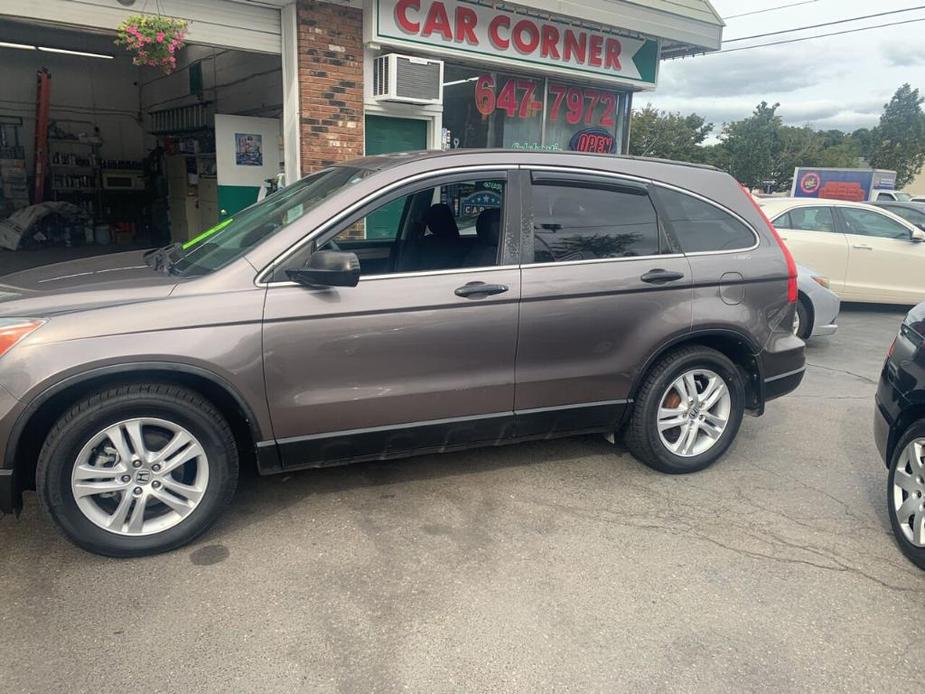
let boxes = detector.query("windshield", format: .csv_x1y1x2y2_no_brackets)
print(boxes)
168,166,373,276
894,192,913,202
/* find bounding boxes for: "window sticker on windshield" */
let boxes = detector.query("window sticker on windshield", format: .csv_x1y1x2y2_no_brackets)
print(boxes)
183,217,235,250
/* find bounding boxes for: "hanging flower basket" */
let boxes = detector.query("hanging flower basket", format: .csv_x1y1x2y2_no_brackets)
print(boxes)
115,15,188,74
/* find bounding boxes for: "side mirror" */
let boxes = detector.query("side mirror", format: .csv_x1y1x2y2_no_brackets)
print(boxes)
286,250,360,288
912,228,925,243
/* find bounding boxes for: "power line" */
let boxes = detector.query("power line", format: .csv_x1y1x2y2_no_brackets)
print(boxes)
724,5,925,42
725,1,819,20
717,16,925,54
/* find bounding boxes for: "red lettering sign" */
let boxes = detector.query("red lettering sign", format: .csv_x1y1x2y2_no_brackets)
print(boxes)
422,1,453,40
394,0,420,33
383,0,638,81
488,15,509,50
474,76,618,130
512,19,539,54
455,6,478,45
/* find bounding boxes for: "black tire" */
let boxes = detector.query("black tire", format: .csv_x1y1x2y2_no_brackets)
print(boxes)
887,422,925,571
795,298,812,340
625,345,745,474
37,383,238,557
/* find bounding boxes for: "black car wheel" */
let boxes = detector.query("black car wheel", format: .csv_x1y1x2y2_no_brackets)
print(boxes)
37,383,238,557
888,422,925,570
625,345,745,474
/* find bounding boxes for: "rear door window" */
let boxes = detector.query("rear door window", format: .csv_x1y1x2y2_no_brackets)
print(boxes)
656,187,757,253
787,206,836,232
530,180,660,262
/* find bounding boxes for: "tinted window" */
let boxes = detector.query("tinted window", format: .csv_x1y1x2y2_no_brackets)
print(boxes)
532,182,659,263
658,188,756,253
839,207,910,239
787,206,836,232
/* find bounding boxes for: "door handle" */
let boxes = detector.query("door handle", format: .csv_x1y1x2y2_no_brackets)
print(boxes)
852,244,873,250
454,281,509,298
640,269,685,284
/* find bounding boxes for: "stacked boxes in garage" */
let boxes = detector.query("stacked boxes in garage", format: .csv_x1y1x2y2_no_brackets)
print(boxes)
167,154,200,244
198,176,218,232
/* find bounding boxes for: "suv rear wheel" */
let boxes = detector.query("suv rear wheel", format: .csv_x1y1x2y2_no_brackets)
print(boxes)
888,423,925,570
37,384,238,557
626,346,745,474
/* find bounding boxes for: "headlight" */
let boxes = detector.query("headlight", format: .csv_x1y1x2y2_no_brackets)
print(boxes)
0,319,44,359
811,276,830,289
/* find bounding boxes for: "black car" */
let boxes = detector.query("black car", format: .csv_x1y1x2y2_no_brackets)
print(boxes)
874,201,925,231
875,301,925,569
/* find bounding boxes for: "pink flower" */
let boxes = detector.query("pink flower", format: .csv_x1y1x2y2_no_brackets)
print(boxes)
156,32,165,43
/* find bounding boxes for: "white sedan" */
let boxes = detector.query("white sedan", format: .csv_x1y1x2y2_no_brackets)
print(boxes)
759,198,925,305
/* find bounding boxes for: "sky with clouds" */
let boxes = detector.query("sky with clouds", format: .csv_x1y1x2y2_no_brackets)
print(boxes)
644,0,925,135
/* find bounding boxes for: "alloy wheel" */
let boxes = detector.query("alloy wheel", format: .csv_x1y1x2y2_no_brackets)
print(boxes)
892,439,925,547
656,369,732,458
70,418,209,536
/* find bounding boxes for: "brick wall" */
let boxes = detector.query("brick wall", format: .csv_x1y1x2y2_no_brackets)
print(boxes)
297,0,364,173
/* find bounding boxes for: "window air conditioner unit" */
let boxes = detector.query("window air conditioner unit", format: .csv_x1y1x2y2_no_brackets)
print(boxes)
373,54,444,105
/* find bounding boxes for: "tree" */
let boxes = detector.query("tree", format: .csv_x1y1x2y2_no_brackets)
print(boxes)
720,102,783,189
817,142,862,168
629,105,713,162
772,126,824,191
867,84,925,188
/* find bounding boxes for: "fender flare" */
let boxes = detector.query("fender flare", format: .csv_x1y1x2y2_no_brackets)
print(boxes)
629,328,765,404
4,361,266,470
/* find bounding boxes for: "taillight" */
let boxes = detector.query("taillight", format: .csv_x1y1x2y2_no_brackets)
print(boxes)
740,186,797,303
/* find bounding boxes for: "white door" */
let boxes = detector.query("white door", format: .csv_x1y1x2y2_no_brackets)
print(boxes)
837,206,925,303
771,206,848,291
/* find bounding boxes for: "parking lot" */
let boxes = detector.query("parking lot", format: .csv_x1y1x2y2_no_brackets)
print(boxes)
1,304,923,693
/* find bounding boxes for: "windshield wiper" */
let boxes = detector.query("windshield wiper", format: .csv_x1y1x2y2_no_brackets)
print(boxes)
145,242,183,274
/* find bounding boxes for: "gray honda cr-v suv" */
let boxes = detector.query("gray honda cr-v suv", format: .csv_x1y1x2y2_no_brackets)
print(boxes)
0,150,804,556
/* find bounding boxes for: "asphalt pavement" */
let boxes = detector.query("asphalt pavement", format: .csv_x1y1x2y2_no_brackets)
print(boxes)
1,304,923,693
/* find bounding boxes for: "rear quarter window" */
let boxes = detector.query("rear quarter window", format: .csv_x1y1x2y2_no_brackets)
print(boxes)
657,187,757,253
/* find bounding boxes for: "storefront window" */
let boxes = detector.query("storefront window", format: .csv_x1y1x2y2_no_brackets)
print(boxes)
443,65,544,149
442,62,628,155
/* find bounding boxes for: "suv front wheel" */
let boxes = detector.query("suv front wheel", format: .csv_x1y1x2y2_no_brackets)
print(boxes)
37,383,238,557
626,346,745,474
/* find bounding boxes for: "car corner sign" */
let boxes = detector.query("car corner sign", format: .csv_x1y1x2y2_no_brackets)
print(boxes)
370,0,660,88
